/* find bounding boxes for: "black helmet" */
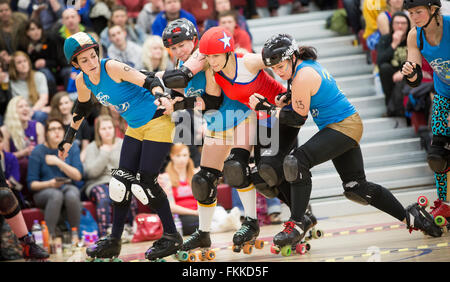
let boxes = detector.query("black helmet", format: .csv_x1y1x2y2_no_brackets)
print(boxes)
403,0,441,10
262,34,298,66
162,18,198,48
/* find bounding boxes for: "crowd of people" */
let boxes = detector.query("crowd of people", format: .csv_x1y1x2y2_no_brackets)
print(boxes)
0,0,447,262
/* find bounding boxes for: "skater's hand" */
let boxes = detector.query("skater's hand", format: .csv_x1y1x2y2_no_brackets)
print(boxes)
249,93,270,110
275,93,289,107
401,61,417,79
58,142,72,161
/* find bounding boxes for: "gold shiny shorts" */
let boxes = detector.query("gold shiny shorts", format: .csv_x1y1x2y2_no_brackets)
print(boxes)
326,113,363,143
125,114,174,143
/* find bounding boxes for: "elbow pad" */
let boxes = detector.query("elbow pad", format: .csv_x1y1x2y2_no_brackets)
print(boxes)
162,65,194,89
403,62,423,88
202,92,223,111
279,107,307,128
73,96,95,122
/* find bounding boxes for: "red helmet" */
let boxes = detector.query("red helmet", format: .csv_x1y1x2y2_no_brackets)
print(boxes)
199,27,235,55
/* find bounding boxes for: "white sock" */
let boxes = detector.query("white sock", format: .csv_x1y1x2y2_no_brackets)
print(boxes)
237,184,257,219
198,201,217,232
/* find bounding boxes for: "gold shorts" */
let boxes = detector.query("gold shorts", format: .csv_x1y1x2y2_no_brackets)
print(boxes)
125,114,174,143
205,113,256,143
326,113,363,143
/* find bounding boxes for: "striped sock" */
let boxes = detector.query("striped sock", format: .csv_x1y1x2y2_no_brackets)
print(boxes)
198,201,217,232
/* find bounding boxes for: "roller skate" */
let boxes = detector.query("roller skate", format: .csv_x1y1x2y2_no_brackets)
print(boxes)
232,217,265,255
20,233,50,261
270,215,314,257
145,232,183,262
174,230,215,262
304,204,324,241
423,197,450,232
85,235,123,262
405,202,443,237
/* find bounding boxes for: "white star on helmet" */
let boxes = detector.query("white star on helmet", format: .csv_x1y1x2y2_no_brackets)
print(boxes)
218,31,232,50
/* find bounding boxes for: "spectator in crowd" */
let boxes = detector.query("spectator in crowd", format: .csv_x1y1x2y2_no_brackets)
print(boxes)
83,115,138,237
137,0,164,34
0,130,21,194
204,0,251,39
77,0,94,28
218,10,252,53
343,0,363,43
182,0,214,33
48,91,93,158
158,144,241,235
377,0,404,36
376,11,410,116
1,96,44,191
17,19,58,98
8,51,50,123
363,0,387,50
152,0,198,37
99,106,128,139
18,0,66,31
100,5,147,50
0,67,12,125
89,0,115,36
0,0,27,63
142,35,174,72
116,0,146,21
27,118,83,236
107,25,143,70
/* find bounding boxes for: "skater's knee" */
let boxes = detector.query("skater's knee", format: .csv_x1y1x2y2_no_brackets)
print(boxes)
283,148,312,183
251,167,279,199
109,168,135,206
192,167,221,205
223,148,251,188
343,180,381,206
0,187,20,219
427,135,450,173
258,155,284,187
131,171,167,209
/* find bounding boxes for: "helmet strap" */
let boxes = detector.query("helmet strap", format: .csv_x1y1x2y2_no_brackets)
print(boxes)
419,7,440,50
223,52,231,69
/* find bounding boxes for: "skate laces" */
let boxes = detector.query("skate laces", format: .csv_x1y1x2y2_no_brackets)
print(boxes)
184,231,200,244
282,221,296,234
235,224,250,236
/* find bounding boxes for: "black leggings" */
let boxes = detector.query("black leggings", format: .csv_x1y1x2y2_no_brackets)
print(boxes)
282,127,406,222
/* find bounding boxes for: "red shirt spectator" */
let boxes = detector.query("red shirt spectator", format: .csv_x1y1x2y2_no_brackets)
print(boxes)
116,0,148,19
218,10,252,52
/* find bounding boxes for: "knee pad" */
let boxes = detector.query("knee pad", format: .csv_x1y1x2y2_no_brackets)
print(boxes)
131,172,167,209
427,135,450,173
283,148,312,183
192,167,220,205
343,180,381,206
223,148,251,188
0,187,20,219
258,155,284,187
109,168,135,206
251,167,279,199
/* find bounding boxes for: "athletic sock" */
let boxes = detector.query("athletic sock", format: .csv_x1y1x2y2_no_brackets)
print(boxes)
111,204,130,239
237,184,257,219
198,201,217,232
155,200,177,234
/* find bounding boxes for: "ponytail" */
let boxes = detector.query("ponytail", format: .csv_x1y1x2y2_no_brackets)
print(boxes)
297,46,317,61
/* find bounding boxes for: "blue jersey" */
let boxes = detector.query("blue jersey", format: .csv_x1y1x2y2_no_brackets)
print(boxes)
181,61,251,132
294,60,356,130
83,59,157,128
417,15,450,98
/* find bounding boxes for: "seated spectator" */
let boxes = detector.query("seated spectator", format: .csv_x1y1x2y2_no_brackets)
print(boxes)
17,19,58,98
376,11,410,116
8,51,50,124
99,106,128,139
100,5,147,50
27,118,83,237
376,0,404,36
204,0,251,39
152,0,198,37
48,91,93,156
1,96,45,190
116,0,147,21
158,144,240,235
0,0,28,60
107,25,143,70
89,0,115,36
19,0,65,31
83,115,138,237
0,66,12,124
218,10,252,53
182,0,214,33
0,130,21,194
142,35,174,72
363,0,387,50
137,0,164,34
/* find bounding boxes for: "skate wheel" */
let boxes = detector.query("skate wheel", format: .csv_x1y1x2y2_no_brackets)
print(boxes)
270,244,280,254
206,250,215,260
243,244,253,255
313,229,323,239
177,251,189,262
435,216,447,227
295,244,307,255
280,245,292,257
255,240,264,249
305,243,311,251
417,196,428,207
187,253,196,262
112,258,123,262
232,245,241,253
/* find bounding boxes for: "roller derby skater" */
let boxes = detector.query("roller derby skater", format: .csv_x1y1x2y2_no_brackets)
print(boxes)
250,33,443,253
402,0,450,233
0,167,49,261
59,32,182,262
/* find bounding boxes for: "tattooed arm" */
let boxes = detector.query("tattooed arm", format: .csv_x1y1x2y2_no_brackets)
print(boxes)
290,67,321,116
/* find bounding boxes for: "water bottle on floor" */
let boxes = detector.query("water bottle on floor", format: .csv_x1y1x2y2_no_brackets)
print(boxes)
31,220,44,248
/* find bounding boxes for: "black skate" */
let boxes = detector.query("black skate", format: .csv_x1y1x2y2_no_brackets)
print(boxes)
175,230,215,262
271,216,314,257
304,204,324,241
86,235,122,262
145,232,182,262
405,203,443,237
232,217,264,254
20,233,50,261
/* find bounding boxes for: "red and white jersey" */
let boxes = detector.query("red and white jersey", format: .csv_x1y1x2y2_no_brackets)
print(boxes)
214,53,286,119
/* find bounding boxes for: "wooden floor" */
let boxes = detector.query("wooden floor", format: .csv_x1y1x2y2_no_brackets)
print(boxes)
25,211,449,263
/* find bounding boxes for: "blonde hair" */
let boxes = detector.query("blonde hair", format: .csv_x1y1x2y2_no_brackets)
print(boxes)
165,144,195,188
4,96,29,151
9,51,40,105
94,115,116,148
142,36,170,72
